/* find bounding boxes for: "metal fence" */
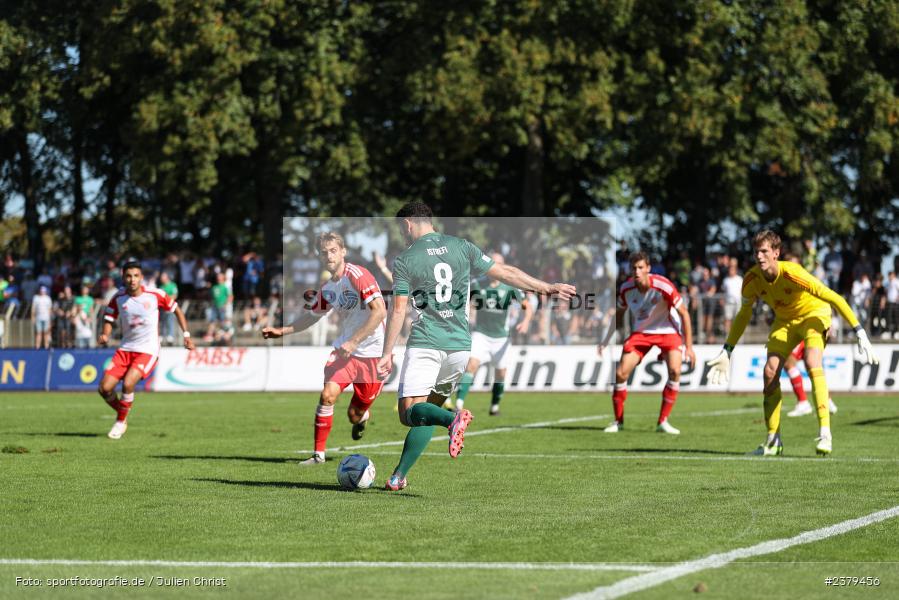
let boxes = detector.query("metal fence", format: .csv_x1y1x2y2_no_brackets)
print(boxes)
0,298,281,349
0,292,880,349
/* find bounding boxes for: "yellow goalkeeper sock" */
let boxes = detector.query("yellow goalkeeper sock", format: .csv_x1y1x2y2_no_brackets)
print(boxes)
809,367,831,429
763,386,783,435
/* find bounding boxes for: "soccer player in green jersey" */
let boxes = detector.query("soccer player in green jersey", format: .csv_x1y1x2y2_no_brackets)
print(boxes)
452,252,533,415
376,202,576,491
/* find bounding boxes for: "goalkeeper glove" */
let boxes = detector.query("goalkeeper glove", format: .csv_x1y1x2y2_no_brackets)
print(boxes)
707,345,732,385
855,326,878,365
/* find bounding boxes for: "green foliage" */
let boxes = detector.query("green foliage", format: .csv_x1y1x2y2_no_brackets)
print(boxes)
1,0,898,260
354,1,629,216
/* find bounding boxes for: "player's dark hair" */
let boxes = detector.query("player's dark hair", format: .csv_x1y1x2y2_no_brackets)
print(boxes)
753,230,782,250
121,260,142,273
396,201,433,223
628,251,650,267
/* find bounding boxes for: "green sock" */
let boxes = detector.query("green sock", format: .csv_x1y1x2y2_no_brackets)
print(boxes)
407,402,454,428
395,426,435,477
491,382,505,405
456,372,474,401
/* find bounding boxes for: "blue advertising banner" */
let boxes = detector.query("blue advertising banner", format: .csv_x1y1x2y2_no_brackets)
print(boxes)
0,350,51,390
47,349,116,390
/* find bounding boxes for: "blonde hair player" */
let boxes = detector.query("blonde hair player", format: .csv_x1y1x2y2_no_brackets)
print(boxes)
780,252,838,418
707,231,878,456
263,232,387,464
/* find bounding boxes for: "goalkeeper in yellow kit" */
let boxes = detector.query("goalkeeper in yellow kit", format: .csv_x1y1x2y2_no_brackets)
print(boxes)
707,230,879,456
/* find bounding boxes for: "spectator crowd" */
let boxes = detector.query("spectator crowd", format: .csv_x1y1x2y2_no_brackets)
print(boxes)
612,239,899,344
1,236,897,349
0,250,280,348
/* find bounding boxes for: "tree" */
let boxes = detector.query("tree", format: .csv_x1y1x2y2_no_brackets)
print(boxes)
3,0,898,265
0,10,60,267
226,0,370,266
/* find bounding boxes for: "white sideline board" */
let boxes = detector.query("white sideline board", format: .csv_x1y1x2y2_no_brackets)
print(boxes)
151,344,899,393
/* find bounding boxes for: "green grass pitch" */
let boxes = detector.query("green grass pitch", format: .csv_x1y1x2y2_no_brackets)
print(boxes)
2,390,898,599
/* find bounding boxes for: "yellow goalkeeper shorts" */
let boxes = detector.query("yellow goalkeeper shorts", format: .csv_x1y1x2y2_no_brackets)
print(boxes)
767,315,830,358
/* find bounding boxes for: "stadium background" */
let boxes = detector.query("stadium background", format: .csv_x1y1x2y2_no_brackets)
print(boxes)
2,3,899,598
2,2,898,355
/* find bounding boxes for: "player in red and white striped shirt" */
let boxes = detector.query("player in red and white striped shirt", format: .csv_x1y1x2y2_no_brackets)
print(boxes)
598,251,695,434
98,261,193,439
263,232,387,465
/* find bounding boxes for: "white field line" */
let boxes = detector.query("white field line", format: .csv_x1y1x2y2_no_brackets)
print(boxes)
317,414,609,453
293,408,757,454
565,504,899,600
360,451,899,464
0,559,655,573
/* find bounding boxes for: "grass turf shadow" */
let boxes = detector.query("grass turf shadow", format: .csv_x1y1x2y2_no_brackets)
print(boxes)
153,454,310,464
193,477,419,497
850,416,899,428
18,432,102,438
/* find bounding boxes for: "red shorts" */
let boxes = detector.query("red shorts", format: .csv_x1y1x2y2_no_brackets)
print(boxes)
791,341,806,361
323,352,383,408
623,332,683,360
105,349,158,380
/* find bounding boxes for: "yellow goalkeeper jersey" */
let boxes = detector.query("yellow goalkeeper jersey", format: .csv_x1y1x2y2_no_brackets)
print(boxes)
742,261,836,322
725,261,859,347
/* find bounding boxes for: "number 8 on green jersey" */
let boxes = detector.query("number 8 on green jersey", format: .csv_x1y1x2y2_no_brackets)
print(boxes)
392,231,495,352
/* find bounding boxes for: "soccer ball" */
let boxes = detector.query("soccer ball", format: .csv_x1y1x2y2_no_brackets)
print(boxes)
336,454,376,490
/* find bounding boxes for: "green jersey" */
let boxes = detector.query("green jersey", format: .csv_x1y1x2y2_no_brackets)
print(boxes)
471,279,524,338
211,283,230,308
73,294,94,315
160,281,178,300
393,232,494,351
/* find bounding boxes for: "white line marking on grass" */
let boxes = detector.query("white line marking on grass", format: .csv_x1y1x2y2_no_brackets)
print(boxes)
294,408,756,454
295,414,609,453
565,504,899,600
0,559,656,573
360,451,899,464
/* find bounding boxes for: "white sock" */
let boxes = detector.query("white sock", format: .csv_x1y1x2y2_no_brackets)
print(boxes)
819,426,831,439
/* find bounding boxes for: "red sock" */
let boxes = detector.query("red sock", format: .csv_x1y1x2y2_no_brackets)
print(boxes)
313,404,334,454
612,383,627,423
103,391,120,411
659,381,679,424
787,367,807,402
118,393,134,422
